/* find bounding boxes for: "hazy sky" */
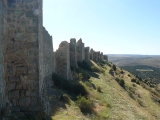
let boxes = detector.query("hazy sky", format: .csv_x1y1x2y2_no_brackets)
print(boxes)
43,0,160,55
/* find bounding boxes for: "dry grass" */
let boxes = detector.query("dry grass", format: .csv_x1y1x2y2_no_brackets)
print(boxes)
50,61,160,120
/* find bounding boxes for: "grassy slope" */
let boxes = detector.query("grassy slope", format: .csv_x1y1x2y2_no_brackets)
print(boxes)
50,61,160,120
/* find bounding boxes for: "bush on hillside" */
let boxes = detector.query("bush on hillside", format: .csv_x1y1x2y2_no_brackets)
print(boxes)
115,78,125,88
60,94,71,105
76,96,93,114
91,66,104,73
78,72,90,81
120,70,124,74
131,78,140,85
112,64,116,71
109,69,114,76
97,86,102,92
77,60,91,71
131,79,137,82
119,79,125,88
52,73,89,96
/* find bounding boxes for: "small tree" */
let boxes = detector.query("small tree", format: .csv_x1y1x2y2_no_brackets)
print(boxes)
112,64,116,71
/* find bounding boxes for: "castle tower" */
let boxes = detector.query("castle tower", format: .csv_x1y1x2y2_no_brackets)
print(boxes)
0,0,53,118
56,41,72,80
70,38,78,68
85,47,90,61
90,49,94,60
76,38,83,62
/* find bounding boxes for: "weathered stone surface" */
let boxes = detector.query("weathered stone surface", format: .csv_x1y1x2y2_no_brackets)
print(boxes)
103,55,108,62
85,47,90,61
70,38,78,68
0,0,108,118
90,49,94,60
77,38,85,62
100,52,103,60
19,97,30,106
0,0,53,118
82,43,85,61
94,51,100,60
56,41,72,80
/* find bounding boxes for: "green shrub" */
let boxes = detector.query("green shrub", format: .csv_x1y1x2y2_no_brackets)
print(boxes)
119,79,125,88
109,69,114,75
79,73,84,81
136,80,140,85
115,78,120,82
137,99,145,107
120,71,124,74
78,72,90,81
77,61,91,71
107,63,111,67
60,94,71,105
83,72,90,79
115,78,125,88
76,96,93,113
73,82,89,96
112,64,116,71
84,81,93,88
131,79,136,82
132,83,137,87
91,66,104,73
52,73,89,96
97,86,102,92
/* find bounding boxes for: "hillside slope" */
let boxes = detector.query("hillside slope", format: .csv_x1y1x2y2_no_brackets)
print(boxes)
49,60,160,120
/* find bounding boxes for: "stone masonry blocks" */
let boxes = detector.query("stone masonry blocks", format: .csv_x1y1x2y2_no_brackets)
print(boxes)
70,38,78,68
103,55,108,62
82,43,85,61
100,52,103,60
0,0,52,117
77,38,83,62
85,47,90,61
56,41,72,80
90,49,93,60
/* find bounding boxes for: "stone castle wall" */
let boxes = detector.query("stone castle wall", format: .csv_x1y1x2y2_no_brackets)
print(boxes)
90,49,93,60
94,52,99,60
100,52,103,60
70,38,78,68
85,47,90,61
56,41,72,80
0,0,109,118
0,0,6,111
104,55,108,62
76,39,83,62
40,27,54,114
82,43,85,61
0,0,52,118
